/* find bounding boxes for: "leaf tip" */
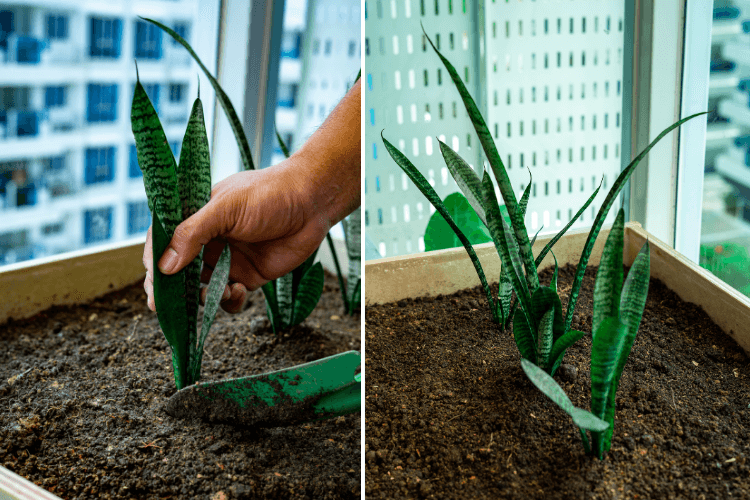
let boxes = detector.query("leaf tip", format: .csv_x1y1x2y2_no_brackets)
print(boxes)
134,59,139,81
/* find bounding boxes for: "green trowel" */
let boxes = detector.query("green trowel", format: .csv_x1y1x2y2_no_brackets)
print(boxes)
165,351,361,427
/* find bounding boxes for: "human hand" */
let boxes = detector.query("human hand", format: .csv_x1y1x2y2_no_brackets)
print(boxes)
142,155,333,314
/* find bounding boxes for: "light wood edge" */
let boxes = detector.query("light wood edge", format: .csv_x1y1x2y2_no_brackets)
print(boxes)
1,240,146,325
625,222,750,355
364,223,614,305
0,464,62,500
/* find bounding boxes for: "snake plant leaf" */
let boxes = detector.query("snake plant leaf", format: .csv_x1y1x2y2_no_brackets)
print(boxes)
535,178,602,269
291,262,325,326
530,286,565,348
141,17,256,172
424,192,492,251
276,130,291,158
151,211,189,390
519,170,532,219
481,170,531,322
277,273,295,329
262,282,281,333
344,207,362,314
513,307,537,362
422,26,539,294
437,140,486,226
562,111,708,338
592,209,625,339
550,250,559,292
590,316,629,458
599,241,650,453
548,328,587,376
498,271,513,327
521,359,609,432
190,243,231,383
383,132,498,322
131,77,182,237
537,308,555,370
177,95,212,362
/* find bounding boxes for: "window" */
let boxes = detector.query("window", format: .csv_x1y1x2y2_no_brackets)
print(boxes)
277,84,298,108
348,40,357,57
86,84,118,122
169,83,185,103
281,32,302,58
44,156,65,172
46,14,68,40
172,22,190,45
84,147,115,185
129,144,141,178
89,17,122,58
134,20,163,59
127,200,151,235
83,207,113,244
45,86,65,107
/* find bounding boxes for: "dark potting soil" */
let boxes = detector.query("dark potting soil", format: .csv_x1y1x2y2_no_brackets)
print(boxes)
0,271,361,500
365,264,750,499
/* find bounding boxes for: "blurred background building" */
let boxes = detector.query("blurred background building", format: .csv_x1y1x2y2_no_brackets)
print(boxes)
0,0,360,266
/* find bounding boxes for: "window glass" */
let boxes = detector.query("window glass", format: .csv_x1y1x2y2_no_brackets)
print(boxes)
700,4,750,299
0,2,218,266
365,1,625,258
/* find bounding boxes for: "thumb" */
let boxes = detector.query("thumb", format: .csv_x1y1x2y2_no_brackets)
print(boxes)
157,203,220,275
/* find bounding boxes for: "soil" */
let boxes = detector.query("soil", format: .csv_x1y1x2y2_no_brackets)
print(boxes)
365,264,750,499
0,271,361,500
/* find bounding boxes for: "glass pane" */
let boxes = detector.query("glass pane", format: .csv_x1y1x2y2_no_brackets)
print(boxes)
271,0,361,239
700,3,750,299
365,1,625,258
0,2,219,267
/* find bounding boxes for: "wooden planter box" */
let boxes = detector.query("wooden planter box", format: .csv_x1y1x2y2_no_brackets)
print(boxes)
0,236,351,499
365,221,750,356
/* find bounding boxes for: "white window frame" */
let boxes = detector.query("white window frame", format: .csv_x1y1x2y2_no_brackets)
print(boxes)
624,0,711,263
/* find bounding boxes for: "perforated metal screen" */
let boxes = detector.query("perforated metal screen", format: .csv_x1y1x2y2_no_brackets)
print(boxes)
365,0,625,258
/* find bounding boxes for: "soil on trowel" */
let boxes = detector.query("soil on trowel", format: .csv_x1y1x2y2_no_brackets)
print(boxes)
0,271,360,499
365,264,750,499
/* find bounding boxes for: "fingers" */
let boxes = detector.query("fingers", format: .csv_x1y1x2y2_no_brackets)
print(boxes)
200,282,248,314
157,202,223,275
144,271,155,312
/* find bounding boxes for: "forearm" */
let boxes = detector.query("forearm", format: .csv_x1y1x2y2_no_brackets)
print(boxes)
292,78,361,229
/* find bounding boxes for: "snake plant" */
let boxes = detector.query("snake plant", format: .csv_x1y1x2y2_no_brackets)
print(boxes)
383,25,706,374
523,208,651,459
131,66,231,390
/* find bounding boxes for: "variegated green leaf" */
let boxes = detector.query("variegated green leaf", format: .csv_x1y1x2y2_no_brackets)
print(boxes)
548,329,587,376
590,316,629,458
263,282,281,334
437,139,486,225
521,359,609,432
291,262,325,326
344,207,362,313
131,75,182,237
498,271,513,326
151,211,189,390
513,306,536,362
277,273,294,329
550,250,559,293
276,130,291,158
592,209,625,339
481,171,531,320
562,111,708,338
519,170,532,218
537,308,554,371
600,241,650,454
178,94,212,365
190,243,231,383
424,192,492,250
142,17,256,172
383,132,498,322
422,26,539,294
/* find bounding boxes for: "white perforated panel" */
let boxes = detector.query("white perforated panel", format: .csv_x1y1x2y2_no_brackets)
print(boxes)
365,0,625,258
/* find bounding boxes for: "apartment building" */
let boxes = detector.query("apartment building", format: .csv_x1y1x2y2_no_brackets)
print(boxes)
0,1,199,264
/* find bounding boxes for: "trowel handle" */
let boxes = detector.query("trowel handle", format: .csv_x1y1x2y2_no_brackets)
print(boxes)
313,373,361,417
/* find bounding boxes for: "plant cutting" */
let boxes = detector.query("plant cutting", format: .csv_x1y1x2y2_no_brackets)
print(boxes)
522,208,651,459
131,66,231,390
341,206,362,315
382,26,707,374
